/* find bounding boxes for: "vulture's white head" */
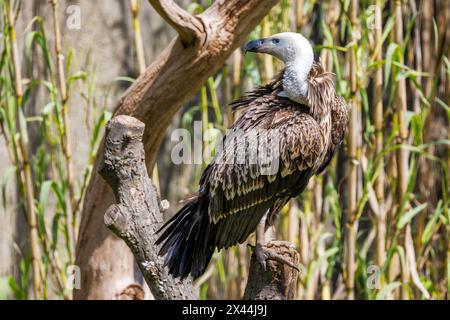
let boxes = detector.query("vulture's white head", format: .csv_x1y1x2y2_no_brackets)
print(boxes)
244,32,314,102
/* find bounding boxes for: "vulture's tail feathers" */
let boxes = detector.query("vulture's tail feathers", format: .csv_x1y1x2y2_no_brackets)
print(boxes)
155,196,215,279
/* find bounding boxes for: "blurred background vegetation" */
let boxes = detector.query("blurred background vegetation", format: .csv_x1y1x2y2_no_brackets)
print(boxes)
0,0,448,300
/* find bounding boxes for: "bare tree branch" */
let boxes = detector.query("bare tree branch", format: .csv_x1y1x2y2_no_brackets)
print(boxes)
99,115,197,300
147,0,203,46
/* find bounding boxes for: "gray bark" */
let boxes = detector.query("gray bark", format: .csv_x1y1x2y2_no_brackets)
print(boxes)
99,115,196,300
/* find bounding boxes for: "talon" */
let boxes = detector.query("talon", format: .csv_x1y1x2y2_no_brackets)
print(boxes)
254,243,299,272
266,250,300,271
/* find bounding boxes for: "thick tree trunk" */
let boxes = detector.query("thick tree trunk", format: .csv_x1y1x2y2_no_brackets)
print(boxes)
74,0,280,299
99,115,299,300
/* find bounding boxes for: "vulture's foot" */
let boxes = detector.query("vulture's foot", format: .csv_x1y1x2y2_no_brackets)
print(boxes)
254,243,299,271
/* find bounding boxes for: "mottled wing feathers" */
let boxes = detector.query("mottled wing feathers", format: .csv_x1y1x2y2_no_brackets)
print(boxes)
329,96,349,146
306,62,336,118
229,72,284,113
202,101,323,249
274,110,324,173
317,95,349,174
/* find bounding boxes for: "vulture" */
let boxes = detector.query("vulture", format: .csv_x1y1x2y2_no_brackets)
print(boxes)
156,32,349,279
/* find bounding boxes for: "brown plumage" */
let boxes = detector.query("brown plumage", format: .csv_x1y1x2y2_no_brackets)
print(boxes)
156,61,348,279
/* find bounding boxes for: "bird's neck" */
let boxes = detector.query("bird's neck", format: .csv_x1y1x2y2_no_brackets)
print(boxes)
282,58,313,103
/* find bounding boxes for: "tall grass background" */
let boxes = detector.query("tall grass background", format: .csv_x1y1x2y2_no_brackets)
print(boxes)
0,0,448,300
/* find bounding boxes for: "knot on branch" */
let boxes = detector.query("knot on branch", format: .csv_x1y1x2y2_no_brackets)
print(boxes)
99,115,145,191
104,204,129,238
117,284,145,300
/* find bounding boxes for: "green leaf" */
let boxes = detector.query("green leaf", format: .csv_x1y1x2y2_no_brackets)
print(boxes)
68,71,88,83
90,110,112,157
397,203,427,229
380,18,395,49
8,276,23,300
1,166,16,212
18,108,29,145
200,283,208,300
310,247,339,277
66,48,74,73
42,80,56,95
421,201,443,247
51,212,62,251
24,29,53,73
41,101,56,115
410,113,423,145
181,105,200,133
216,253,226,284
38,180,53,214
187,2,204,14
384,43,399,89
114,76,135,83
0,277,8,299
51,182,67,214
376,282,402,300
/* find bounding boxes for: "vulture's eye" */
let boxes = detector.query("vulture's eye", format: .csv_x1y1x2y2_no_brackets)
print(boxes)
272,38,280,44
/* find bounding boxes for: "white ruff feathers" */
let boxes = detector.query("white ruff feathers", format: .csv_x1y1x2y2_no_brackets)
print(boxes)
277,33,314,102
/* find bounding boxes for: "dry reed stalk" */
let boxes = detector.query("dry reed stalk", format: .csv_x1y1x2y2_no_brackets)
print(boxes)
295,0,304,31
6,0,43,299
130,0,146,73
373,0,386,271
261,17,274,82
50,0,77,260
415,0,433,258
232,49,242,100
393,0,411,299
288,201,299,245
410,0,422,114
344,0,359,300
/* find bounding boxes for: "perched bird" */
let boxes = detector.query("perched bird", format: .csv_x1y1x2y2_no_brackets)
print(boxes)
156,32,348,279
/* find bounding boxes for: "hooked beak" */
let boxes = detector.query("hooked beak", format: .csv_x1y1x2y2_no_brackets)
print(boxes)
244,38,269,54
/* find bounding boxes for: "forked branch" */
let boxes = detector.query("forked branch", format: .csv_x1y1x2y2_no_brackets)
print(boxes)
148,0,203,45
99,115,196,300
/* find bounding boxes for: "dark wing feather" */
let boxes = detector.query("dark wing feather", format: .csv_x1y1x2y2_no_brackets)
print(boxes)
204,101,324,250
317,95,349,174
230,72,284,112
